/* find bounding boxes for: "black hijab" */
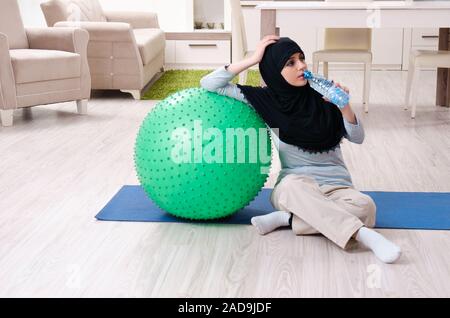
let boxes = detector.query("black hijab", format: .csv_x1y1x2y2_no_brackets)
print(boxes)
237,37,346,153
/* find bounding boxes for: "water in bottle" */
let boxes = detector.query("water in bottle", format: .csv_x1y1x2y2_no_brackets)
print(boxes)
303,70,349,108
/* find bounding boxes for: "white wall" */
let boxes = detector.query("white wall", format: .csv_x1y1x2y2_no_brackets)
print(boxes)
98,0,154,11
18,0,157,27
18,0,47,27
99,0,194,31
17,0,225,31
18,0,195,31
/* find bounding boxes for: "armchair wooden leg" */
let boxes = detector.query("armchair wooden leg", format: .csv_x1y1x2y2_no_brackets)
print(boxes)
0,109,14,127
121,90,141,100
76,99,88,115
404,61,415,110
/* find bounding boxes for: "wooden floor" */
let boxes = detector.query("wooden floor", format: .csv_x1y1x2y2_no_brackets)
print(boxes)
1,70,449,297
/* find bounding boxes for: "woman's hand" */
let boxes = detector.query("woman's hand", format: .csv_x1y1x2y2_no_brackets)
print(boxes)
330,83,356,124
249,35,280,64
322,82,350,107
226,35,279,76
335,82,350,95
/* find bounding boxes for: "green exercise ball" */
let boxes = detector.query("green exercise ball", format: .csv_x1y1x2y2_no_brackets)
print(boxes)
134,88,272,220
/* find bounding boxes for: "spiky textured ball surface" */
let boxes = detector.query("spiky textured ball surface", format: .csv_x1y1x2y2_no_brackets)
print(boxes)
134,88,271,220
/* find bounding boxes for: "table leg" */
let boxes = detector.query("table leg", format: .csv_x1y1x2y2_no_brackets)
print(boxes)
260,9,276,39
259,10,277,86
436,28,450,107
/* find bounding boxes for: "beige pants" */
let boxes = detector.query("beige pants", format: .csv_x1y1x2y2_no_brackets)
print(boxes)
270,174,376,249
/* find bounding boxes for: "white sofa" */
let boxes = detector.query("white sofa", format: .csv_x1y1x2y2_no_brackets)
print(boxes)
41,0,166,99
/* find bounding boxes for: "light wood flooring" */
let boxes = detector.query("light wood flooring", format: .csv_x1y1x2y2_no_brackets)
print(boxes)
0,70,449,297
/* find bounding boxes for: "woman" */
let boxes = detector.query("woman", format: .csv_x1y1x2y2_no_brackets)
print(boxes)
200,35,401,264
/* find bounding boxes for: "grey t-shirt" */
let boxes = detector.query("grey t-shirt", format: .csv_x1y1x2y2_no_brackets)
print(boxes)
200,67,365,187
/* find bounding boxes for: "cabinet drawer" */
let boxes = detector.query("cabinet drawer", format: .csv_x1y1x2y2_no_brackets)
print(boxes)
175,40,230,64
412,28,439,48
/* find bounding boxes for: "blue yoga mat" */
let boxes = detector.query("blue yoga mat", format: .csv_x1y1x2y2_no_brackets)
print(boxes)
95,186,450,230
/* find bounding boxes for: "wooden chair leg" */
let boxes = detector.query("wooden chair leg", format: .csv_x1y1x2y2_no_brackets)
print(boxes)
410,67,420,119
312,59,319,74
404,58,416,110
363,62,371,113
0,109,14,127
76,99,88,115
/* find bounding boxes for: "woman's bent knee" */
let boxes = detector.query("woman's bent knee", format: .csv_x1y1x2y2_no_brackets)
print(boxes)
358,194,376,227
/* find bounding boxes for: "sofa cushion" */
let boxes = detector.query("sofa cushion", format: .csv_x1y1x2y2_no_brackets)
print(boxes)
0,0,29,49
133,29,165,65
41,0,70,27
65,0,106,22
10,49,81,84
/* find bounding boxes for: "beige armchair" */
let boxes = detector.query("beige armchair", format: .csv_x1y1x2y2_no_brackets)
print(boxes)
41,0,166,100
0,0,90,127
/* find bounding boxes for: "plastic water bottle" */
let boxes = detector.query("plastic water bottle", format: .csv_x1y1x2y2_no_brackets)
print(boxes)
303,70,349,108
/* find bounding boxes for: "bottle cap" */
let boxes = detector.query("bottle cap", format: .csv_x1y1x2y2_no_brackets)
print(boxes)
303,70,313,80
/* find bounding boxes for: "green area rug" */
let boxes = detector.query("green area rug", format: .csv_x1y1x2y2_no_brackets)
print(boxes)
142,69,260,100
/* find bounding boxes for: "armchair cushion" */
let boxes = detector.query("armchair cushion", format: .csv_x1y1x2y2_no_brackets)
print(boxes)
40,0,69,27
65,0,106,22
10,49,81,84
133,29,165,65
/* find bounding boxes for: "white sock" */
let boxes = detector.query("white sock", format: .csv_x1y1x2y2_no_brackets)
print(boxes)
251,211,291,235
356,227,402,264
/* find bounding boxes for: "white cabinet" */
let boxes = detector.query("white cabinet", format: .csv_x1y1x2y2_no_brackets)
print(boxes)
175,40,230,64
194,0,231,31
156,1,436,71
144,0,230,32
411,28,439,48
165,33,231,69
151,0,231,68
242,3,403,70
